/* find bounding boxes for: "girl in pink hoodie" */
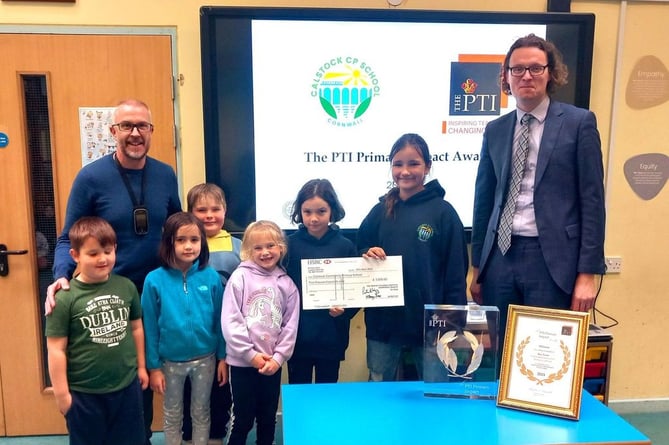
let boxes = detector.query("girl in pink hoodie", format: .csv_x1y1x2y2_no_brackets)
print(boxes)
221,220,299,445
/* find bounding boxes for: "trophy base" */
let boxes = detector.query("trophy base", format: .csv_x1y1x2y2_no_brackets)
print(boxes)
424,381,498,400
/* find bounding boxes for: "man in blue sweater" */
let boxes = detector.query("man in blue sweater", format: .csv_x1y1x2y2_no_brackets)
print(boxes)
46,98,182,445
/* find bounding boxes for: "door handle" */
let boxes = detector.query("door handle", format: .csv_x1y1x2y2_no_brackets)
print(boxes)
0,244,29,277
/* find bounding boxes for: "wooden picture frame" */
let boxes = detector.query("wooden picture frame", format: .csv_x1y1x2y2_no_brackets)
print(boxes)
497,304,590,420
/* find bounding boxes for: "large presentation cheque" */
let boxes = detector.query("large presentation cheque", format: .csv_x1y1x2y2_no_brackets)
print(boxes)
300,256,404,309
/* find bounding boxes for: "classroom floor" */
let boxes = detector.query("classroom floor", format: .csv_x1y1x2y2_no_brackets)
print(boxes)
619,411,669,445
0,431,281,445
0,418,282,445
0,409,666,445
610,400,669,445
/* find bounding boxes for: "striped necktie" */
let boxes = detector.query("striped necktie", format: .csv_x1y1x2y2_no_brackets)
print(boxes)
497,113,533,255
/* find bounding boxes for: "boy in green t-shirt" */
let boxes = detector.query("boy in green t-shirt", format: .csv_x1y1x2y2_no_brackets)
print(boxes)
46,216,148,445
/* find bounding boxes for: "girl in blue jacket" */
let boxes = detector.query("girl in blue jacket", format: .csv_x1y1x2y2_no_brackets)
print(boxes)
141,212,226,445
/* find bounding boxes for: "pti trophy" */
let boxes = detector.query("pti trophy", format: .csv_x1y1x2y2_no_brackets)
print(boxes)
423,304,499,399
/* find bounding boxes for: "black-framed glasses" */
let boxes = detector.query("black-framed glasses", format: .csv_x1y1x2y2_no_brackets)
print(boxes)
112,121,154,133
508,65,549,77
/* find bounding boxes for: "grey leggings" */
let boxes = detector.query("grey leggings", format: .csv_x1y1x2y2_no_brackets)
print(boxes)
162,354,215,445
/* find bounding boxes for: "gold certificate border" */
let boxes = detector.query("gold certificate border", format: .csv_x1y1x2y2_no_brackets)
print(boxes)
497,304,590,420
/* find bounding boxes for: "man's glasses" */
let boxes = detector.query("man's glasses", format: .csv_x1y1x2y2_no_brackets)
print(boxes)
112,121,154,133
508,65,549,77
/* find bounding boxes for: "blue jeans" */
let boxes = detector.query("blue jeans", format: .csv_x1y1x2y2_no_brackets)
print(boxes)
366,339,424,381
162,354,215,445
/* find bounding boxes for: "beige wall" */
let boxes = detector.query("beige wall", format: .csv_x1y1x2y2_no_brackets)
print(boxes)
2,0,668,401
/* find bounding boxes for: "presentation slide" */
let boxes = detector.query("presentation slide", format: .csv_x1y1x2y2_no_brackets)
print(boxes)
251,20,546,229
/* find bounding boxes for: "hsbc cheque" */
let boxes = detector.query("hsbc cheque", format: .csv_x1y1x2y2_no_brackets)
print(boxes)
300,256,404,310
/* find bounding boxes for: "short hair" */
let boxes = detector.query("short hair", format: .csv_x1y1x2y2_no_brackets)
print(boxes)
290,178,346,225
69,216,116,251
113,99,152,122
186,183,227,212
158,212,209,270
500,33,569,96
240,220,287,263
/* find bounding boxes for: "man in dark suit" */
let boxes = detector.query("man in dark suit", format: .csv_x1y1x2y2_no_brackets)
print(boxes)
470,34,606,345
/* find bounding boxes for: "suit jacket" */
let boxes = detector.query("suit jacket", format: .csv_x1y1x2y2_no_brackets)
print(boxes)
471,100,606,294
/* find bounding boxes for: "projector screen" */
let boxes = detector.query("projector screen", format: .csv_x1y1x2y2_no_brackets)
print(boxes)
200,7,595,235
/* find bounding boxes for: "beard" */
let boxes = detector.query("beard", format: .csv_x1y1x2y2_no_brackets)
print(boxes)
118,137,149,160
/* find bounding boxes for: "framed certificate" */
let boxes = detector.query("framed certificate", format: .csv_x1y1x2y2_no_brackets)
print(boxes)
497,305,590,420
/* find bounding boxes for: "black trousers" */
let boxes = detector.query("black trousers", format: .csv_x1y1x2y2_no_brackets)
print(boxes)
227,366,281,445
67,379,144,445
287,357,340,383
142,387,153,445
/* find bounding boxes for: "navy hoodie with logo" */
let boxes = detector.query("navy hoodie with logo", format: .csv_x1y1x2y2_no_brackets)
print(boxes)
286,224,358,361
357,180,468,346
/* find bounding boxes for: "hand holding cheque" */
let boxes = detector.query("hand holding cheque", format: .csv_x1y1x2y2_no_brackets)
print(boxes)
300,256,404,310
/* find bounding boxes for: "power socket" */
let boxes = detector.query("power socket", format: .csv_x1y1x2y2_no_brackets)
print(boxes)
605,256,622,274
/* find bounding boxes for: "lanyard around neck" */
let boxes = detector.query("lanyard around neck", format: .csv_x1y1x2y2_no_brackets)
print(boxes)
113,153,146,207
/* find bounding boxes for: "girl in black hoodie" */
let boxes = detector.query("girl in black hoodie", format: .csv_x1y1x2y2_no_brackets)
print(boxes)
285,179,358,383
357,133,469,382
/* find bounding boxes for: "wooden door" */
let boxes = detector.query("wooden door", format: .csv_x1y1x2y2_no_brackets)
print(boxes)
0,32,176,436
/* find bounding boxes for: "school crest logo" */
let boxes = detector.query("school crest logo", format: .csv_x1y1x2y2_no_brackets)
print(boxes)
311,56,381,127
417,224,434,242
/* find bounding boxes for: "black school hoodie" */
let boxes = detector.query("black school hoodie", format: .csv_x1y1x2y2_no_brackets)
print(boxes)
357,180,468,346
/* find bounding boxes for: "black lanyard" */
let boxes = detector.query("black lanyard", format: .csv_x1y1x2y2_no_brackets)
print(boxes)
113,153,146,207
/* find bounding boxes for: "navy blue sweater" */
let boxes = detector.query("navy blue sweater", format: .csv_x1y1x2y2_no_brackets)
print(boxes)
53,154,181,291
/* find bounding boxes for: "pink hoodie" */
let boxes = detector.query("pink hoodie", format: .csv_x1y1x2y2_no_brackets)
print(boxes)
221,260,300,367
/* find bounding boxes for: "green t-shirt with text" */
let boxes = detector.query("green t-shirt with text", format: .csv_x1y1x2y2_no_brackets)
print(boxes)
45,274,142,393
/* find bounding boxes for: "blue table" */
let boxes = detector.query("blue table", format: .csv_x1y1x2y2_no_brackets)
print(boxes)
281,381,650,444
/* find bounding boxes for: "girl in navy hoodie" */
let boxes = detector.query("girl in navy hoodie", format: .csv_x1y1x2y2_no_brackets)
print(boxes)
357,133,469,382
141,212,226,445
285,178,358,384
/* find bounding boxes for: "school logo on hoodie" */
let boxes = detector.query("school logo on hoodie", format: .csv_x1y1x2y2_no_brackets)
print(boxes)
417,224,434,242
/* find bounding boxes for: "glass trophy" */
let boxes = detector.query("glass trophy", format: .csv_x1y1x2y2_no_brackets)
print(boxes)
423,304,499,399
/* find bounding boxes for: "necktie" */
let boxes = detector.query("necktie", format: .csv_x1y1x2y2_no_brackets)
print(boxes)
497,113,533,255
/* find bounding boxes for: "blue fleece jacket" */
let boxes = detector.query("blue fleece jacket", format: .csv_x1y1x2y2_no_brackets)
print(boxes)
141,261,225,370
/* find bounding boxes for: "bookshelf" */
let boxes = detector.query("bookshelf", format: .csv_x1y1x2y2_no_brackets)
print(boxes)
585,325,613,405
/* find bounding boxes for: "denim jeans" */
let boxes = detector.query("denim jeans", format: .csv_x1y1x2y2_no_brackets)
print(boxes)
366,339,424,381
